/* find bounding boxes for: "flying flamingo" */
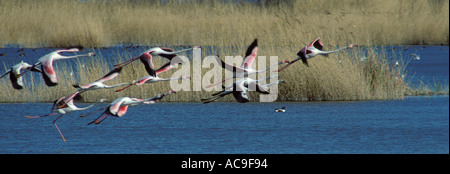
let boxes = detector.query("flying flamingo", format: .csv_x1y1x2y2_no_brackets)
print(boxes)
53,67,132,109
72,66,132,92
201,76,282,104
1,61,41,90
19,48,95,86
277,38,356,71
26,97,107,142
206,39,289,88
87,90,176,125
114,46,200,69
115,61,190,92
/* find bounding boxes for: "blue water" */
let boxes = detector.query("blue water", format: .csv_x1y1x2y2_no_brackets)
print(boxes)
0,45,448,154
387,45,449,87
0,96,448,154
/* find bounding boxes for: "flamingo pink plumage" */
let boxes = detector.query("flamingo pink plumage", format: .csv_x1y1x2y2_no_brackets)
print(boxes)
0,61,41,90
201,76,280,103
277,38,356,71
114,46,199,71
87,90,176,125
73,66,131,92
19,48,95,86
26,97,106,142
207,39,289,88
115,60,190,92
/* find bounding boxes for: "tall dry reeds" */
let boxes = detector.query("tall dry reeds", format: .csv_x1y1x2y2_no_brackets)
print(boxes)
0,45,413,103
0,0,448,48
0,0,447,102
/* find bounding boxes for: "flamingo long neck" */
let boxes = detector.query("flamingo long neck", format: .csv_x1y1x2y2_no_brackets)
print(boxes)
59,53,93,59
259,75,278,82
171,47,194,54
75,102,99,111
255,61,286,73
167,76,188,81
115,57,139,67
264,80,283,88
318,46,350,55
105,82,133,88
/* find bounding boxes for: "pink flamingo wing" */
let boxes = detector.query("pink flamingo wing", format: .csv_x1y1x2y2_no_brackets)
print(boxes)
155,62,174,75
56,48,79,53
64,92,80,104
215,56,247,73
140,54,156,76
242,47,258,68
43,60,55,75
98,72,119,83
241,39,258,68
81,83,95,89
117,105,128,117
41,63,58,86
307,38,319,47
96,67,122,82
308,38,324,51
137,77,151,84
160,47,174,52
109,98,126,115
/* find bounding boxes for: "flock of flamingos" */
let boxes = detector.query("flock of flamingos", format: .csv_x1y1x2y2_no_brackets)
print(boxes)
1,38,355,142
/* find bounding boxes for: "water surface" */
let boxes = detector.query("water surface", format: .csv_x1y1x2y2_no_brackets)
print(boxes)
0,96,447,154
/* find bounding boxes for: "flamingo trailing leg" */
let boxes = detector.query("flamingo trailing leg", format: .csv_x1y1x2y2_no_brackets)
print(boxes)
26,98,106,142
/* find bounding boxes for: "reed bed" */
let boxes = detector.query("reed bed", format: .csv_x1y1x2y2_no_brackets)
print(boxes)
0,0,448,48
0,0,448,102
0,44,424,103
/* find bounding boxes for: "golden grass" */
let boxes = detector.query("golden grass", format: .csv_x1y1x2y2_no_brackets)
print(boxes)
0,0,448,48
0,45,421,103
0,0,448,102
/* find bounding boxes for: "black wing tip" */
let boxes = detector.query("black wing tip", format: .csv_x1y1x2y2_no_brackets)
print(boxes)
250,39,258,48
245,39,258,58
72,83,80,88
301,57,309,67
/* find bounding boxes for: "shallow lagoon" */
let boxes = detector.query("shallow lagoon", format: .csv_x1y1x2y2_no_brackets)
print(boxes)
0,95,448,154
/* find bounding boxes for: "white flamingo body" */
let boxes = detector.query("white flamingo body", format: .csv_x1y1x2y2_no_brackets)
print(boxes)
26,98,106,142
88,90,176,125
114,46,199,69
202,76,281,103
56,98,106,114
80,81,131,91
74,67,130,92
115,61,190,92
208,39,288,88
135,75,190,86
21,48,95,86
1,61,41,89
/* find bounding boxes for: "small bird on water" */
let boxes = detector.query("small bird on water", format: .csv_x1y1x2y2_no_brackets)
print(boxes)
275,107,286,112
